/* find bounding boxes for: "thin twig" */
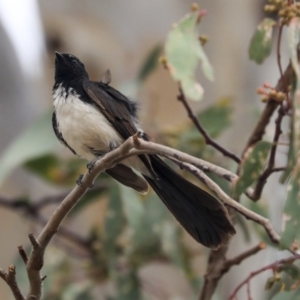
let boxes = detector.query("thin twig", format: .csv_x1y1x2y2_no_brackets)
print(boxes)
241,63,294,158
23,136,139,299
177,85,241,163
0,136,281,299
169,159,280,244
199,244,229,300
0,184,108,252
251,106,285,201
228,255,300,300
0,266,25,300
18,246,28,264
222,242,266,273
277,23,291,109
246,280,252,300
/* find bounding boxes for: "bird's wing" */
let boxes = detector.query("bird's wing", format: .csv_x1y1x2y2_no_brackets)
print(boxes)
82,81,138,139
82,80,155,176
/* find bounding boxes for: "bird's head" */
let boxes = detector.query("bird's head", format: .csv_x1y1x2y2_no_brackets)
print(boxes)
54,52,89,84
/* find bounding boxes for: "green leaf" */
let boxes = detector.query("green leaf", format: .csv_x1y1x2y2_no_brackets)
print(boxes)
159,220,186,268
234,141,272,196
0,110,57,186
24,154,85,186
164,97,233,157
243,198,273,245
129,192,167,254
272,289,300,300
197,97,233,138
115,268,142,300
69,183,108,216
280,264,300,280
280,163,300,249
265,276,279,291
138,44,162,82
104,183,125,255
283,18,300,185
120,185,144,229
165,11,214,101
287,18,300,81
249,18,276,64
62,282,93,300
281,118,296,183
235,212,251,242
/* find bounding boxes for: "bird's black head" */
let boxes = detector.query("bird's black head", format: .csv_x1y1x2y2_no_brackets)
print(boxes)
54,52,89,85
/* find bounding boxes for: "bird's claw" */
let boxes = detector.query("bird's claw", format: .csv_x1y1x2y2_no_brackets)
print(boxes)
76,174,84,187
87,143,117,173
137,130,145,139
76,174,94,188
87,152,107,173
87,159,98,173
109,141,117,151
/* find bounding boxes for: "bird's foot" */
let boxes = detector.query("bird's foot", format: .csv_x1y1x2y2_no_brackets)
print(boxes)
76,174,84,187
87,143,118,173
87,157,100,173
76,174,94,188
137,130,145,139
109,141,117,151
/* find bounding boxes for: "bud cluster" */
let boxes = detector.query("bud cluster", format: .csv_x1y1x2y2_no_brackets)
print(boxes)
264,0,300,25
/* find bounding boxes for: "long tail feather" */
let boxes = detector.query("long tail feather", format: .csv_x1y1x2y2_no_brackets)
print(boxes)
143,155,235,249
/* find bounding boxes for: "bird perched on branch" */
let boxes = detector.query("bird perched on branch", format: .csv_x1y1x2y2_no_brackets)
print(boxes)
52,52,235,248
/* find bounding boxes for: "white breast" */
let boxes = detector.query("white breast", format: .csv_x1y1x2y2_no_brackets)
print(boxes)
53,85,123,160
53,85,150,176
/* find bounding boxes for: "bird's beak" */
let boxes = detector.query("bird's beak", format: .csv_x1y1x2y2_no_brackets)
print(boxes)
55,51,64,62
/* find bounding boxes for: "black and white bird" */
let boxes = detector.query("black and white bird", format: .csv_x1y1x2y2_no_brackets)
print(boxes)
52,52,235,248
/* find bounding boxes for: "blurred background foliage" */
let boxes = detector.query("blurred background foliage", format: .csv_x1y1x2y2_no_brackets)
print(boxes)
1,0,299,299
1,43,236,299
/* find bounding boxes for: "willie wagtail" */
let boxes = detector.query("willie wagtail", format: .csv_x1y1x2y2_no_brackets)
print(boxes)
52,52,235,248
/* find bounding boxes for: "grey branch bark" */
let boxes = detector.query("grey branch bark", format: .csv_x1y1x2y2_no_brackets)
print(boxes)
0,135,280,299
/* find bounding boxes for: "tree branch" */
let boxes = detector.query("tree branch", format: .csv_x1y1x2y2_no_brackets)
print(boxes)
222,242,266,273
0,183,108,252
0,136,280,299
228,255,300,300
241,62,294,159
199,242,266,300
251,106,285,201
169,159,280,244
177,85,241,163
0,265,25,300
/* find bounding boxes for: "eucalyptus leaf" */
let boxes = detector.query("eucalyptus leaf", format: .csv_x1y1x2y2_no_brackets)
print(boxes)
24,154,85,186
287,18,300,80
249,18,276,64
61,282,93,300
120,185,144,237
115,268,142,300
281,118,296,183
69,184,109,217
128,192,167,253
164,97,233,157
280,264,300,280
197,97,233,138
104,183,125,255
0,110,57,186
234,141,272,197
272,289,300,300
244,198,273,246
138,44,162,82
160,220,185,268
165,11,214,101
280,164,300,249
285,18,300,185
